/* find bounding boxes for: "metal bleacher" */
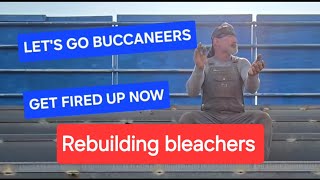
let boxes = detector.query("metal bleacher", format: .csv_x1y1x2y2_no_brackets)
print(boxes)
0,14,319,178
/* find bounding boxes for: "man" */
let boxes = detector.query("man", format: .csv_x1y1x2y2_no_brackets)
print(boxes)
179,22,273,160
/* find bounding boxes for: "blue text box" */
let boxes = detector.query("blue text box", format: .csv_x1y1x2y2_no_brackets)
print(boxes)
18,21,197,62
23,81,170,119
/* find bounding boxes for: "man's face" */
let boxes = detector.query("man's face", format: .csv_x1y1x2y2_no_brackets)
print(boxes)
214,35,238,55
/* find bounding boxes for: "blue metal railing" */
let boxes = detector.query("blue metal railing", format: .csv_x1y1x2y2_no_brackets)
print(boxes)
0,16,319,104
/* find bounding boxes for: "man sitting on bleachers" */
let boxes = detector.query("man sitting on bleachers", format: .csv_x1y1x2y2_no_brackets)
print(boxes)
179,22,273,160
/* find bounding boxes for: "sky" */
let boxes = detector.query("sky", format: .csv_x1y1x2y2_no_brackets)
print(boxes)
0,2,320,20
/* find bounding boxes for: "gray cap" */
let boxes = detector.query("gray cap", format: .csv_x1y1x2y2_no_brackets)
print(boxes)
211,22,236,39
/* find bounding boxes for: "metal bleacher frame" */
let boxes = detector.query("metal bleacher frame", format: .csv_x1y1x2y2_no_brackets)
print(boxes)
0,15,319,178
1,20,320,101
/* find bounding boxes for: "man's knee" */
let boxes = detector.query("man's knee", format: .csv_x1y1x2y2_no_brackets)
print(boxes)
254,111,272,124
253,111,273,131
262,112,272,126
179,112,196,124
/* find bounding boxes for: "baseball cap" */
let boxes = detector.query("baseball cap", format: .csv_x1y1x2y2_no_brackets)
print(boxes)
211,22,236,39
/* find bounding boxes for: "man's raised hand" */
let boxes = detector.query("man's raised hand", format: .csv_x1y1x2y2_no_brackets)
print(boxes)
194,42,208,70
248,54,265,76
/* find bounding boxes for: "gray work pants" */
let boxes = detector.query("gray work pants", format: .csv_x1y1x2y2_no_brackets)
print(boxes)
179,110,273,161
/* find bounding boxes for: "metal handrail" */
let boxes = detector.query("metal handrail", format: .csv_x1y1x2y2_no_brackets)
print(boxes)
0,21,116,26
2,44,320,49
255,21,320,26
171,93,320,97
0,21,251,26
0,68,319,73
1,93,320,98
0,69,114,73
2,21,320,26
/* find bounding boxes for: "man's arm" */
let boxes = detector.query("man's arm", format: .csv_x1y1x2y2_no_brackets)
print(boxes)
239,58,260,94
186,65,205,97
186,43,207,97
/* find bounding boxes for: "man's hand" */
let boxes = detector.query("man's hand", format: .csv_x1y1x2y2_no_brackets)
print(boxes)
194,42,208,69
248,54,265,76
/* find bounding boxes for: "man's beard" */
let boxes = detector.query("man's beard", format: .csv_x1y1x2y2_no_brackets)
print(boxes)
228,45,238,55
